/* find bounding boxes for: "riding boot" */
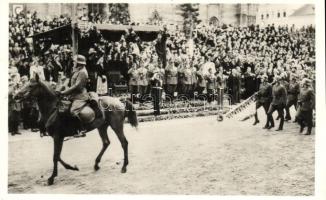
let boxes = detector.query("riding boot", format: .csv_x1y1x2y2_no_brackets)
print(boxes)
304,126,312,135
267,115,275,129
297,117,305,133
276,117,284,131
285,107,291,121
263,118,269,129
253,112,259,125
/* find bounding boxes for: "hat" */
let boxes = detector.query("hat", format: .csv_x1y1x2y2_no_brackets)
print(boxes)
74,55,86,65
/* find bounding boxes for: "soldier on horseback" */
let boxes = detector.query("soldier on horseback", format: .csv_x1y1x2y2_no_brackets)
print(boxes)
59,54,104,137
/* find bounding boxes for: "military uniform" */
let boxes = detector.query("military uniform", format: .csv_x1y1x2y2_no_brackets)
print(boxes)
128,66,139,103
296,87,315,134
165,64,178,98
65,67,89,116
196,70,206,95
253,81,272,127
285,81,300,120
137,66,148,104
267,83,287,130
182,67,193,97
205,73,216,103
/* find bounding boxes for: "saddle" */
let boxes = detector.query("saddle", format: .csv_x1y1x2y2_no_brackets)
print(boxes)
57,92,105,134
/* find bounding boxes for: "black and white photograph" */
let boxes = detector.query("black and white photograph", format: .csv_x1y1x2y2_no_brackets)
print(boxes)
2,0,326,199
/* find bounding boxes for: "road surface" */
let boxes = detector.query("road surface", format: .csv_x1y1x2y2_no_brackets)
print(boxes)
8,108,314,195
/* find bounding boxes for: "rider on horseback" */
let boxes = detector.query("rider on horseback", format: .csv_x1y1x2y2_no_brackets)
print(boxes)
59,54,104,136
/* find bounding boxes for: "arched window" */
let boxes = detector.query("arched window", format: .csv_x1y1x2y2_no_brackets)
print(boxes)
283,12,286,17
266,14,269,19
277,12,280,18
261,14,264,19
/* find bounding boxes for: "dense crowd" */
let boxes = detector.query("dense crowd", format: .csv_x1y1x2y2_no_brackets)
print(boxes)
8,10,315,136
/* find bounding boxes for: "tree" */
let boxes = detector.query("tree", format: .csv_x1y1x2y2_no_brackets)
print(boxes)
179,4,201,38
108,3,130,25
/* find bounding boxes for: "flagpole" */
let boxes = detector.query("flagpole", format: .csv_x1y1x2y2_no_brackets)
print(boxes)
71,4,78,56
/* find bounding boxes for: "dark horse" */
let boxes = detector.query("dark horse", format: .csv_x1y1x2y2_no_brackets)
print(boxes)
14,74,138,185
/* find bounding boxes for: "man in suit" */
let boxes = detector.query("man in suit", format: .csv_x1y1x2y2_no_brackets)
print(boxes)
296,78,315,135
266,75,287,131
253,74,272,128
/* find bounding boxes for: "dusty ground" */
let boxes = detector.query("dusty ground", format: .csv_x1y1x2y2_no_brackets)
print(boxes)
8,108,314,195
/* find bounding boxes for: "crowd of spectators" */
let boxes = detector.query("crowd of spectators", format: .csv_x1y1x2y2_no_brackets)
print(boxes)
8,10,315,135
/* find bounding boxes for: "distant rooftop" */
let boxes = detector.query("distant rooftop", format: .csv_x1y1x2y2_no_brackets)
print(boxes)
290,4,315,17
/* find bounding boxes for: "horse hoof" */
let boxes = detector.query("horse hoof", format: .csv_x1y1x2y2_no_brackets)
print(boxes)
94,165,100,171
47,178,54,185
121,168,127,173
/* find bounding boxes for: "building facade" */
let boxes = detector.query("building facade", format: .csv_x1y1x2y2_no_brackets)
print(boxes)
10,3,258,27
256,4,315,28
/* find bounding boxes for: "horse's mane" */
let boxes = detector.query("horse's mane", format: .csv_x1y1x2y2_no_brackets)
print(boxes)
31,78,56,98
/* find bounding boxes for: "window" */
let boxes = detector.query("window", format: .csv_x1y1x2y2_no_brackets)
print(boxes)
261,14,264,20
283,12,286,17
266,14,269,19
277,12,280,18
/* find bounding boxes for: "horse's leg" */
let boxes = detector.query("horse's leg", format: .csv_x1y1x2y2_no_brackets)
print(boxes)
48,135,64,185
59,158,79,171
94,125,110,171
112,124,128,173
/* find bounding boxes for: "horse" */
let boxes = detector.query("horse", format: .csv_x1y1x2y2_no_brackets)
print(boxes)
14,74,138,185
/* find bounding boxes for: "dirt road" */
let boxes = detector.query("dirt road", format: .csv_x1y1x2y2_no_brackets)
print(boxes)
8,109,314,195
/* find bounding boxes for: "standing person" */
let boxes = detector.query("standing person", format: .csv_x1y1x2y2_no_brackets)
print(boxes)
165,59,178,100
128,62,139,104
150,73,163,116
296,78,315,135
30,59,45,81
190,63,198,98
216,68,226,108
285,75,300,121
253,75,272,127
205,68,216,104
20,76,32,130
8,82,21,135
266,76,287,131
243,67,256,99
196,67,207,96
155,25,169,68
47,50,63,82
183,60,193,98
227,69,241,105
86,48,100,92
137,60,148,106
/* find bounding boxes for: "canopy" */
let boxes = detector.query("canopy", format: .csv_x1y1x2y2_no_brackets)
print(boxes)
94,24,160,42
30,24,72,44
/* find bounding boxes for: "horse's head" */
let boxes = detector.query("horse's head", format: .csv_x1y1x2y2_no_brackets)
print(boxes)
14,74,56,101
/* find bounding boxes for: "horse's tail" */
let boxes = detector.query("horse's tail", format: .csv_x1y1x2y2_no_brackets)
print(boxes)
125,100,138,128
